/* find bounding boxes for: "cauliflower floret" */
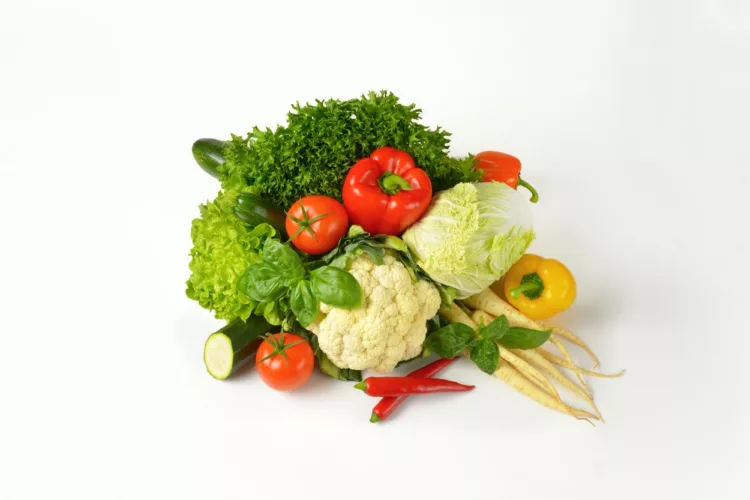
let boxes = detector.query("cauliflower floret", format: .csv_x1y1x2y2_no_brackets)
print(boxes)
308,253,441,374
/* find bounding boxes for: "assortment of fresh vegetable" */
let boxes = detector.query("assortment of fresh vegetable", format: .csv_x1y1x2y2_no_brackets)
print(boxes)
188,91,623,424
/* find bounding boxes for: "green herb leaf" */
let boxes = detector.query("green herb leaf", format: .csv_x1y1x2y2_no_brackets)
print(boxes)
479,315,510,341
310,266,364,309
424,323,475,359
218,91,483,208
470,339,500,375
498,327,552,350
262,239,304,286
263,300,283,326
242,262,287,302
290,280,319,327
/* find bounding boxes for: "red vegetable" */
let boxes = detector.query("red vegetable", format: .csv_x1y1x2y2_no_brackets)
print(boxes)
370,357,459,423
256,332,314,392
342,147,432,236
474,151,539,203
354,376,474,397
285,195,349,255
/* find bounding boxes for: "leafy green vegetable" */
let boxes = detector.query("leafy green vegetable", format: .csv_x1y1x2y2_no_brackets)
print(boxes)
498,326,551,350
426,314,545,374
470,338,500,375
423,323,475,359
480,315,509,341
403,182,535,299
185,188,276,321
218,91,482,208
310,267,363,309
290,280,319,327
239,238,363,327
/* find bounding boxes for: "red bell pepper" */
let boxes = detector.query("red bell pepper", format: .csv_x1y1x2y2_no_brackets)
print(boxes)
474,151,539,203
342,147,432,236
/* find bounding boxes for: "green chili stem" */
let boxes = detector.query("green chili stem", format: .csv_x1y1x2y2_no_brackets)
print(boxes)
517,177,539,203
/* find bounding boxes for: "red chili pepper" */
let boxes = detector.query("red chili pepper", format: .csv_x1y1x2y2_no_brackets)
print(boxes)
370,357,459,423
354,376,474,397
474,151,539,203
342,147,433,236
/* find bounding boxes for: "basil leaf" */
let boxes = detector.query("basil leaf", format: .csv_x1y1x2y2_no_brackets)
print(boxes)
479,315,509,341
242,262,287,302
424,323,475,359
263,300,283,325
328,241,384,268
498,326,552,350
310,266,363,309
290,280,319,327
470,339,500,374
262,239,304,285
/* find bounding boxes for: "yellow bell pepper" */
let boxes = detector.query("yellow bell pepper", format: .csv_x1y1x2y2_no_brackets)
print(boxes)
502,254,576,320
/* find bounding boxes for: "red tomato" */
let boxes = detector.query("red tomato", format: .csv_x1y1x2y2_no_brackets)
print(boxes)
285,195,348,255
255,333,314,391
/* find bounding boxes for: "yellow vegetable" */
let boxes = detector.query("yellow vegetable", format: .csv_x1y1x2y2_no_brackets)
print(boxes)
493,361,597,422
537,349,626,379
511,348,602,420
441,302,596,422
502,254,576,320
539,321,600,369
470,309,560,400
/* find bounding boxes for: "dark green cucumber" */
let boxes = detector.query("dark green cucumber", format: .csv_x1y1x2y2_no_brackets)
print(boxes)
192,138,225,179
203,315,273,380
234,193,287,236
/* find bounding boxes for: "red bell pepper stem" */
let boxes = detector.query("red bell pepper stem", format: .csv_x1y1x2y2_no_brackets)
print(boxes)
370,357,459,423
354,376,474,397
378,172,413,195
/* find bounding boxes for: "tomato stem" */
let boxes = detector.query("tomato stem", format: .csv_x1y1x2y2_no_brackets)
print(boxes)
517,177,539,203
287,203,330,240
256,333,306,365
378,172,413,195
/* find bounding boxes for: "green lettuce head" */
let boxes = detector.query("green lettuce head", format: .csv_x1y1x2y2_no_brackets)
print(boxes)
402,182,535,299
186,189,275,321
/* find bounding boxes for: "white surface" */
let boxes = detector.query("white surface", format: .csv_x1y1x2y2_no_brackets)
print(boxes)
1,1,749,499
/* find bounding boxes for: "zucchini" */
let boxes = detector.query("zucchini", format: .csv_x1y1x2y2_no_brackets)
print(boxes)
192,138,225,179
234,193,287,236
203,315,273,380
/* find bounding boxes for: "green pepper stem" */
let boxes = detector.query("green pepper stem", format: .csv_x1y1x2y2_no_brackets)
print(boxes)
370,413,381,423
354,381,367,392
509,281,542,300
379,172,413,195
517,177,539,203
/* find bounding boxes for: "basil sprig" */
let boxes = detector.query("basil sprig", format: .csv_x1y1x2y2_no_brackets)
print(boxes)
424,314,551,374
239,239,363,328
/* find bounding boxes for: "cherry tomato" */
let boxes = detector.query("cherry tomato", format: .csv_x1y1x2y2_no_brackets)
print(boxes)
255,332,314,391
285,195,348,255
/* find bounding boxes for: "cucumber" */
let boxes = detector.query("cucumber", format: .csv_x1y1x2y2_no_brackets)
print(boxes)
203,315,273,380
234,193,287,236
192,138,225,179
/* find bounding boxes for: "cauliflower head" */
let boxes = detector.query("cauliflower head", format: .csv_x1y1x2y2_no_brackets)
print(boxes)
308,253,441,374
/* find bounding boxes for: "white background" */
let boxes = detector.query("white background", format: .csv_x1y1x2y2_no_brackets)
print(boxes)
1,1,749,498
